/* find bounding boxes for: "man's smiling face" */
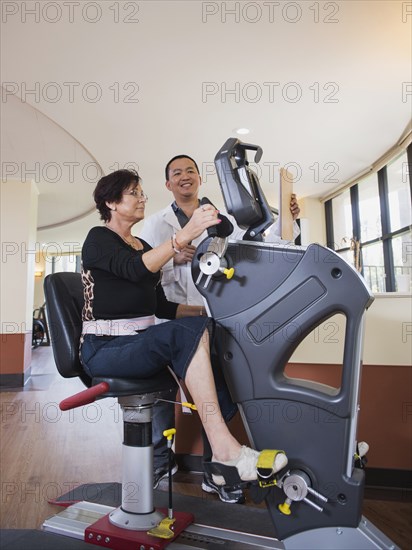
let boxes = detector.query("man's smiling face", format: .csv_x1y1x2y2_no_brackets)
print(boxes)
166,157,202,201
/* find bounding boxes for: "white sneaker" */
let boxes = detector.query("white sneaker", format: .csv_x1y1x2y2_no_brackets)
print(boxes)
212,446,288,486
357,441,369,458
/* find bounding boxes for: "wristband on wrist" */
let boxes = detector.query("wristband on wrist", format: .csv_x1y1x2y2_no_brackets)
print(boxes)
171,233,182,254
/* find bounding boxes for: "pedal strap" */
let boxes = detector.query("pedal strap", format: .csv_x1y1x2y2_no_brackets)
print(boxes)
203,461,245,488
256,449,284,488
204,448,285,489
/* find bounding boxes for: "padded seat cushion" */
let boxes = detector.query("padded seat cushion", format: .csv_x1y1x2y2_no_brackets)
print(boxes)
93,370,177,396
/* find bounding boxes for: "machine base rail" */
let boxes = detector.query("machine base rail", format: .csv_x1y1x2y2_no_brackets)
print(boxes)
42,501,399,550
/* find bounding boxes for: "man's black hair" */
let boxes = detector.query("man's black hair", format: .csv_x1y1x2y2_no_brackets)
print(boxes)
165,155,200,181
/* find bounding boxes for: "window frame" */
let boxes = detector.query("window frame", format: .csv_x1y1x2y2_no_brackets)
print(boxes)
325,143,411,293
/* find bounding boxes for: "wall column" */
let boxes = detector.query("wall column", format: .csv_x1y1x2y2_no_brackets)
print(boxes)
1,179,39,387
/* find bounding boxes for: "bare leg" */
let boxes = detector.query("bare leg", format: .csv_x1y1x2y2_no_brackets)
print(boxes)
185,328,288,483
184,329,241,462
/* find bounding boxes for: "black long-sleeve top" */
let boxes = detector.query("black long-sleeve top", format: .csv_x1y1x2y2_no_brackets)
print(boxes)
81,226,178,321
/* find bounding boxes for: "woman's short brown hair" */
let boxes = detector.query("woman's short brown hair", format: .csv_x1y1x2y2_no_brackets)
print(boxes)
93,169,140,222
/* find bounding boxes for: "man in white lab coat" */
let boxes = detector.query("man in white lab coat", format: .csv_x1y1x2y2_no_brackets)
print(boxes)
140,154,300,503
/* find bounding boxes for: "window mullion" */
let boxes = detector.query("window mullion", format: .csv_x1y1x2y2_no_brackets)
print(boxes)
350,185,360,268
350,185,361,240
407,143,412,204
378,167,395,291
325,199,334,249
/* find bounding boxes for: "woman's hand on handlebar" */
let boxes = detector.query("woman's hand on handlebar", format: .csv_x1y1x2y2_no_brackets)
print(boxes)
176,204,221,246
142,205,220,274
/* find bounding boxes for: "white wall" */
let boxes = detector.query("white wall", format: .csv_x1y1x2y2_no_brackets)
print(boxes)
290,294,412,366
1,180,39,333
298,197,326,247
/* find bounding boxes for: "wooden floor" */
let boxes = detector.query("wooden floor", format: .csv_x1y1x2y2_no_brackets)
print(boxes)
1,346,411,549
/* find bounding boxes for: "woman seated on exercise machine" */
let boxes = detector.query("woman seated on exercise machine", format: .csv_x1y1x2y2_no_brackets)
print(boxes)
80,169,287,485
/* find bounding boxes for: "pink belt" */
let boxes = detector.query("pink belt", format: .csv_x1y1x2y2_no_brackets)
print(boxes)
82,316,155,336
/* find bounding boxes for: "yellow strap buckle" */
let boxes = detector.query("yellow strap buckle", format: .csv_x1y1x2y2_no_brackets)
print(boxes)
256,449,284,488
147,517,176,539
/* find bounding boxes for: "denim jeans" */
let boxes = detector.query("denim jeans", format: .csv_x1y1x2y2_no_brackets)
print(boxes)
80,319,238,470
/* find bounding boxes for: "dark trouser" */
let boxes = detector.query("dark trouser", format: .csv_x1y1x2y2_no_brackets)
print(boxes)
152,399,176,470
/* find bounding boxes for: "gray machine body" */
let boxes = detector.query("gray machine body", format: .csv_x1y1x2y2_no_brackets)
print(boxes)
193,236,373,541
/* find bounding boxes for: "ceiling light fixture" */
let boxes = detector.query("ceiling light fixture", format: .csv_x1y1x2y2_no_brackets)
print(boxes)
234,128,250,135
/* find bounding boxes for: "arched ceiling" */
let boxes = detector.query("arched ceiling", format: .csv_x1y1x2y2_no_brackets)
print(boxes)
2,93,101,229
1,0,411,246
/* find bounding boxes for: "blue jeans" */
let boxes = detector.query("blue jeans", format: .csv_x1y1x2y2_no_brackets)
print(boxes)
80,317,211,380
80,318,237,468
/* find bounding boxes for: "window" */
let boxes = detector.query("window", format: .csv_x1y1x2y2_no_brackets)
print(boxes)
362,242,385,293
392,232,412,291
332,189,352,247
326,145,411,293
387,153,412,232
44,252,81,277
358,173,381,242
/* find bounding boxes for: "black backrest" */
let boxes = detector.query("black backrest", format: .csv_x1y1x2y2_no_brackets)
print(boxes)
214,137,274,241
44,272,91,387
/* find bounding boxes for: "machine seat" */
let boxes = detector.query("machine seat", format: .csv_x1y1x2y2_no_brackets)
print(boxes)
91,374,177,397
44,272,176,404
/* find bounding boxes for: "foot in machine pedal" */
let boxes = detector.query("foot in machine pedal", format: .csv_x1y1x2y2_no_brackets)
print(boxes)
357,441,369,457
355,441,369,468
209,447,288,486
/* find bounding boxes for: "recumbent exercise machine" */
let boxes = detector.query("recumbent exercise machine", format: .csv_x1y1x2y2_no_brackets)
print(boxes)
42,137,398,550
